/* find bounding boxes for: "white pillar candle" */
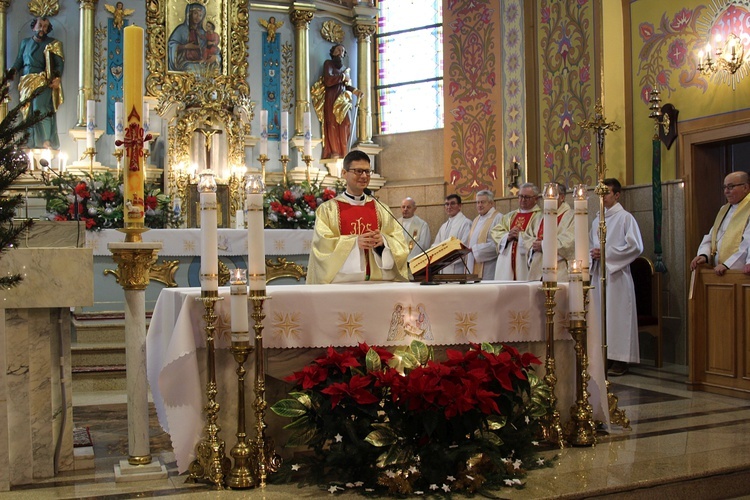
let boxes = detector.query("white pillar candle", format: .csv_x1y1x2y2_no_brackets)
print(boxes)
568,260,584,319
280,111,289,156
259,109,268,157
542,183,558,282
573,184,590,282
230,268,249,341
303,111,312,157
86,100,96,150
59,152,67,173
246,175,266,291
235,209,245,229
114,101,125,149
27,150,34,170
199,172,219,292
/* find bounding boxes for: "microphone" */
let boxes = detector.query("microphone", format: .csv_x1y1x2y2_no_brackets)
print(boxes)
364,188,438,285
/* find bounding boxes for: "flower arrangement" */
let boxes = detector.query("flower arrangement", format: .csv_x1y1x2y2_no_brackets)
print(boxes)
43,171,183,231
270,340,553,496
264,179,341,229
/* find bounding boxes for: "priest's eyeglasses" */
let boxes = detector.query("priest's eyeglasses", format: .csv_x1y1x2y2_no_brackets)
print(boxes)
518,194,537,200
723,183,744,190
348,168,372,177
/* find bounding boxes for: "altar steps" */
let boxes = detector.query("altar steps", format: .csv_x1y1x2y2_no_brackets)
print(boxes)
70,315,144,393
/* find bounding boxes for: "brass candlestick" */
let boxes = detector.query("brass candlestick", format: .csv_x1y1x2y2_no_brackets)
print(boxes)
566,317,596,446
82,147,96,175
279,155,290,187
302,154,313,183
249,289,281,487
226,338,255,488
257,154,269,184
113,148,123,179
541,281,564,448
188,291,230,488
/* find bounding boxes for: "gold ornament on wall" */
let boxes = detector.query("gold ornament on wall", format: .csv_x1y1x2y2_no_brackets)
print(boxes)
321,20,344,44
104,2,135,31
28,0,59,18
259,16,284,44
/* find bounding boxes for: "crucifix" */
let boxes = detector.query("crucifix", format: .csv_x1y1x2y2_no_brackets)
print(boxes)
195,127,223,171
578,100,629,428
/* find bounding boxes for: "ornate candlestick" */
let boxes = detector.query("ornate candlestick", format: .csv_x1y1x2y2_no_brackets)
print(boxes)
113,149,124,180
82,147,96,175
279,155,290,187
226,269,255,489
302,154,313,183
541,281,564,448
257,154,269,184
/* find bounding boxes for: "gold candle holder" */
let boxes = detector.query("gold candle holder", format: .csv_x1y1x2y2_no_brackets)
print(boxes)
541,281,564,448
302,154,313,183
188,290,230,488
249,289,281,487
566,317,596,446
113,148,124,179
82,147,96,175
257,154,269,184
279,155,290,187
226,339,255,488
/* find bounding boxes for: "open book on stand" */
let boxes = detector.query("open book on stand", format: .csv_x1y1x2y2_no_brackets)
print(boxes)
408,236,479,283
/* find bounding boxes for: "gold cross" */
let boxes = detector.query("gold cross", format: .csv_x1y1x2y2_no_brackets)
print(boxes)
579,100,620,182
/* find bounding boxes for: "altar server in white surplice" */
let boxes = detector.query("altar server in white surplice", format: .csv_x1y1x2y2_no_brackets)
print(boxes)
398,197,431,260
490,183,541,281
466,190,503,280
589,178,643,376
433,194,472,274
528,183,575,282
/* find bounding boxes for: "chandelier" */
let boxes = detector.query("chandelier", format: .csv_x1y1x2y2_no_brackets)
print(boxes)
697,33,748,89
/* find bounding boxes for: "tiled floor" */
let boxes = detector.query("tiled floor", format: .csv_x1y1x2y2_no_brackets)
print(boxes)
7,364,750,499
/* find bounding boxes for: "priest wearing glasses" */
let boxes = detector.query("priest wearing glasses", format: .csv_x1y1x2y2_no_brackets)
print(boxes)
306,150,410,284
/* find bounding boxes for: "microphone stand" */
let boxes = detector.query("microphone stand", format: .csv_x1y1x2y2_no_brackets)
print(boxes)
364,189,437,285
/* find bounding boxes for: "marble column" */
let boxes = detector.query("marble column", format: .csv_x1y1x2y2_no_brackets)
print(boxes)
289,5,315,136
76,0,97,127
353,18,376,145
108,242,168,481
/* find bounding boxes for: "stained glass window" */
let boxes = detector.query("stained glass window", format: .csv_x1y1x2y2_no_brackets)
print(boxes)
376,0,443,134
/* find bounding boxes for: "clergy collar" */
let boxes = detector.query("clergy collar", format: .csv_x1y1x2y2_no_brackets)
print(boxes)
343,191,366,202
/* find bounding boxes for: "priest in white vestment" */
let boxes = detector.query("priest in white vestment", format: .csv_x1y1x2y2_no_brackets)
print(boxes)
466,190,503,280
307,150,409,284
398,197,432,260
432,194,471,274
490,183,541,281
589,178,643,376
528,183,575,282
690,171,750,275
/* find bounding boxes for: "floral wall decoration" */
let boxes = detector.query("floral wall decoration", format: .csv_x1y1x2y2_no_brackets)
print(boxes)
444,0,504,199
538,0,596,188
501,0,526,192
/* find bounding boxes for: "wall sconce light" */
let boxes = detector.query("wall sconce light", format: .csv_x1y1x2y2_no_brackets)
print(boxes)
697,32,747,89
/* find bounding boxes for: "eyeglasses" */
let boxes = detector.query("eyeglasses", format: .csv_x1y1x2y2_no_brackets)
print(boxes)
723,183,746,190
518,195,537,200
347,168,372,177
444,201,459,206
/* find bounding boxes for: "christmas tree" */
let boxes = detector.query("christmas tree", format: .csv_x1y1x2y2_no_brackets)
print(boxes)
0,70,52,289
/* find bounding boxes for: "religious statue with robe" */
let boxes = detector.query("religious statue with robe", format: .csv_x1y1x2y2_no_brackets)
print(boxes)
10,17,64,150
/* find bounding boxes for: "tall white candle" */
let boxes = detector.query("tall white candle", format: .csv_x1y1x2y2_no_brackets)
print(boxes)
246,175,266,291
259,109,268,156
27,151,34,170
568,260,584,319
280,111,289,156
542,183,558,282
199,171,219,292
86,100,96,150
230,268,249,340
114,101,124,149
573,184,590,282
303,111,312,157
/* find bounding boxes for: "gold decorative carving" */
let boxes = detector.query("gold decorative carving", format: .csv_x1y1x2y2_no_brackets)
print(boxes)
104,2,134,30
289,9,314,29
76,0,96,11
106,248,160,290
353,23,376,42
93,24,107,99
219,259,230,286
149,259,179,287
266,257,306,283
31,0,59,17
0,0,11,12
280,42,294,111
321,20,344,43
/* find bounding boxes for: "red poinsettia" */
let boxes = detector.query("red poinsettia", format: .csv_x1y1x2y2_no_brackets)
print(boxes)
100,190,117,202
314,346,361,373
74,182,90,200
321,373,379,408
145,195,158,210
284,363,329,389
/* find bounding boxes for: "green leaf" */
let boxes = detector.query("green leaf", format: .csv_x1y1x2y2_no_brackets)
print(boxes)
410,340,430,365
365,427,398,447
400,351,419,370
487,415,507,430
290,392,313,408
270,398,308,418
286,426,319,447
282,416,311,430
376,444,413,468
365,348,382,372
481,342,495,354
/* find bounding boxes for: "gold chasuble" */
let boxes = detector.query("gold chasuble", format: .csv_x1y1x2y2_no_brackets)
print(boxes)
307,194,410,284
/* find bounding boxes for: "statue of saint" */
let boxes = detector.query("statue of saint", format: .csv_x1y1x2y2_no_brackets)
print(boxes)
10,17,64,150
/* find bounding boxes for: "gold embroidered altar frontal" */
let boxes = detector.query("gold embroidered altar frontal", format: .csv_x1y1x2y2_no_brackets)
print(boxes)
147,281,609,472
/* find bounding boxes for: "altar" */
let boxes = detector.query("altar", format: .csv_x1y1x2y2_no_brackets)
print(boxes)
146,280,609,473
83,229,313,313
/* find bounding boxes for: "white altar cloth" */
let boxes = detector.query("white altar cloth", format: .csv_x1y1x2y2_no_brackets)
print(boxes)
86,228,313,257
147,281,609,473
